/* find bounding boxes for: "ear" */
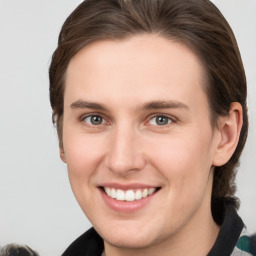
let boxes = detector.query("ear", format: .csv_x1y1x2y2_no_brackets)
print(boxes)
59,145,67,163
212,102,243,167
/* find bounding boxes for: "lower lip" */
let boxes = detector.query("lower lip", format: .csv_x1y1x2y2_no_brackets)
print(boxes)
99,189,158,213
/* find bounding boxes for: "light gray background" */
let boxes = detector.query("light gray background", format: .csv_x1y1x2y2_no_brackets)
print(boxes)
0,0,255,255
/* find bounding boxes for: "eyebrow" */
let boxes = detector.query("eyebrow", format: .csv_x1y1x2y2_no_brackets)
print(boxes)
139,100,189,111
70,100,189,111
70,100,107,111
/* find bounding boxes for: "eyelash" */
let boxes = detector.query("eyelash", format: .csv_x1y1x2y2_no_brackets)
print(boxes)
80,113,176,127
147,113,175,127
80,113,109,126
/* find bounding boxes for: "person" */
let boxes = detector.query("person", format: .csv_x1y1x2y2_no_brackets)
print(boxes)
49,0,253,255
0,244,39,256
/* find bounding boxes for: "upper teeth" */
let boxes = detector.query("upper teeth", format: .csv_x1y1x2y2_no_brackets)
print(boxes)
104,187,156,201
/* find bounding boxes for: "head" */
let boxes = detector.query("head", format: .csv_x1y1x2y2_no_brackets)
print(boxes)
50,0,247,212
0,244,39,256
49,0,247,250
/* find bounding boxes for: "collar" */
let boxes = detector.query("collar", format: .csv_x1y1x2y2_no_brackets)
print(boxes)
207,201,244,256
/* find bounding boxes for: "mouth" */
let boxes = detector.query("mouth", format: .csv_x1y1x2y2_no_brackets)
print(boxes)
100,186,161,202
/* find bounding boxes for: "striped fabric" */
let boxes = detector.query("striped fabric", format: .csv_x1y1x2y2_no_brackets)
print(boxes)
232,231,256,256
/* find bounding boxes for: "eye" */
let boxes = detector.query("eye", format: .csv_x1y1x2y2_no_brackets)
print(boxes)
148,115,172,126
83,115,106,126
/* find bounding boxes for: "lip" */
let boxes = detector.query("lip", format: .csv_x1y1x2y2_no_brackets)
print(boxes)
98,184,160,213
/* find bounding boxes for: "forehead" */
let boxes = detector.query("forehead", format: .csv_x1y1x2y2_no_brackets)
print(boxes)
65,34,209,113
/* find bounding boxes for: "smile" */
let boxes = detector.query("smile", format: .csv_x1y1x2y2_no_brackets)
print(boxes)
103,187,157,202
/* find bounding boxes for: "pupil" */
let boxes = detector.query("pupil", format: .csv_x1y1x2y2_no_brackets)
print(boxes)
91,116,102,125
156,116,168,125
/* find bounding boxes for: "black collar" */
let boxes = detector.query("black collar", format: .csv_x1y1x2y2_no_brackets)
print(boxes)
207,202,244,256
62,228,104,256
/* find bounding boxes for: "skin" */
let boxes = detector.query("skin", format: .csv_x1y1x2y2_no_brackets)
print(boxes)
61,34,243,256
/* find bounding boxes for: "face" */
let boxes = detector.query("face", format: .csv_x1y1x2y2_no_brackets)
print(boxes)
62,35,221,252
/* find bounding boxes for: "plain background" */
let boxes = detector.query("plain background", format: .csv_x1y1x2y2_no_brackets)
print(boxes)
0,0,255,255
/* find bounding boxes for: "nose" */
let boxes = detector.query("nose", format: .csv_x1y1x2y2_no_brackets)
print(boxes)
105,126,146,175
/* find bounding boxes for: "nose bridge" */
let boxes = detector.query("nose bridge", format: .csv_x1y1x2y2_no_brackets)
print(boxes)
105,123,145,174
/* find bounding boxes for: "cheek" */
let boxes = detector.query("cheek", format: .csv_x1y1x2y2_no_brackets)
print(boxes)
63,133,107,212
64,131,107,175
147,131,214,189
63,133,108,211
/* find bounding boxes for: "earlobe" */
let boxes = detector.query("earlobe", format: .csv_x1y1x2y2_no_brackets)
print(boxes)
59,146,67,163
212,102,243,167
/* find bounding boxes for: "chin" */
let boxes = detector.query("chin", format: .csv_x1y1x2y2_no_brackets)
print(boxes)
96,222,162,250
104,234,154,250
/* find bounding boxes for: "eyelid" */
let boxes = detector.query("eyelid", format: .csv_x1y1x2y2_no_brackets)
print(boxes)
146,113,177,126
80,112,110,126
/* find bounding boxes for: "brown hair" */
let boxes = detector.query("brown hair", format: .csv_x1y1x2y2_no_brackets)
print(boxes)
49,0,248,218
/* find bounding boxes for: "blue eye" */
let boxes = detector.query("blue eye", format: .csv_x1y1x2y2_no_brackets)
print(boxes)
149,115,172,126
83,115,105,125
